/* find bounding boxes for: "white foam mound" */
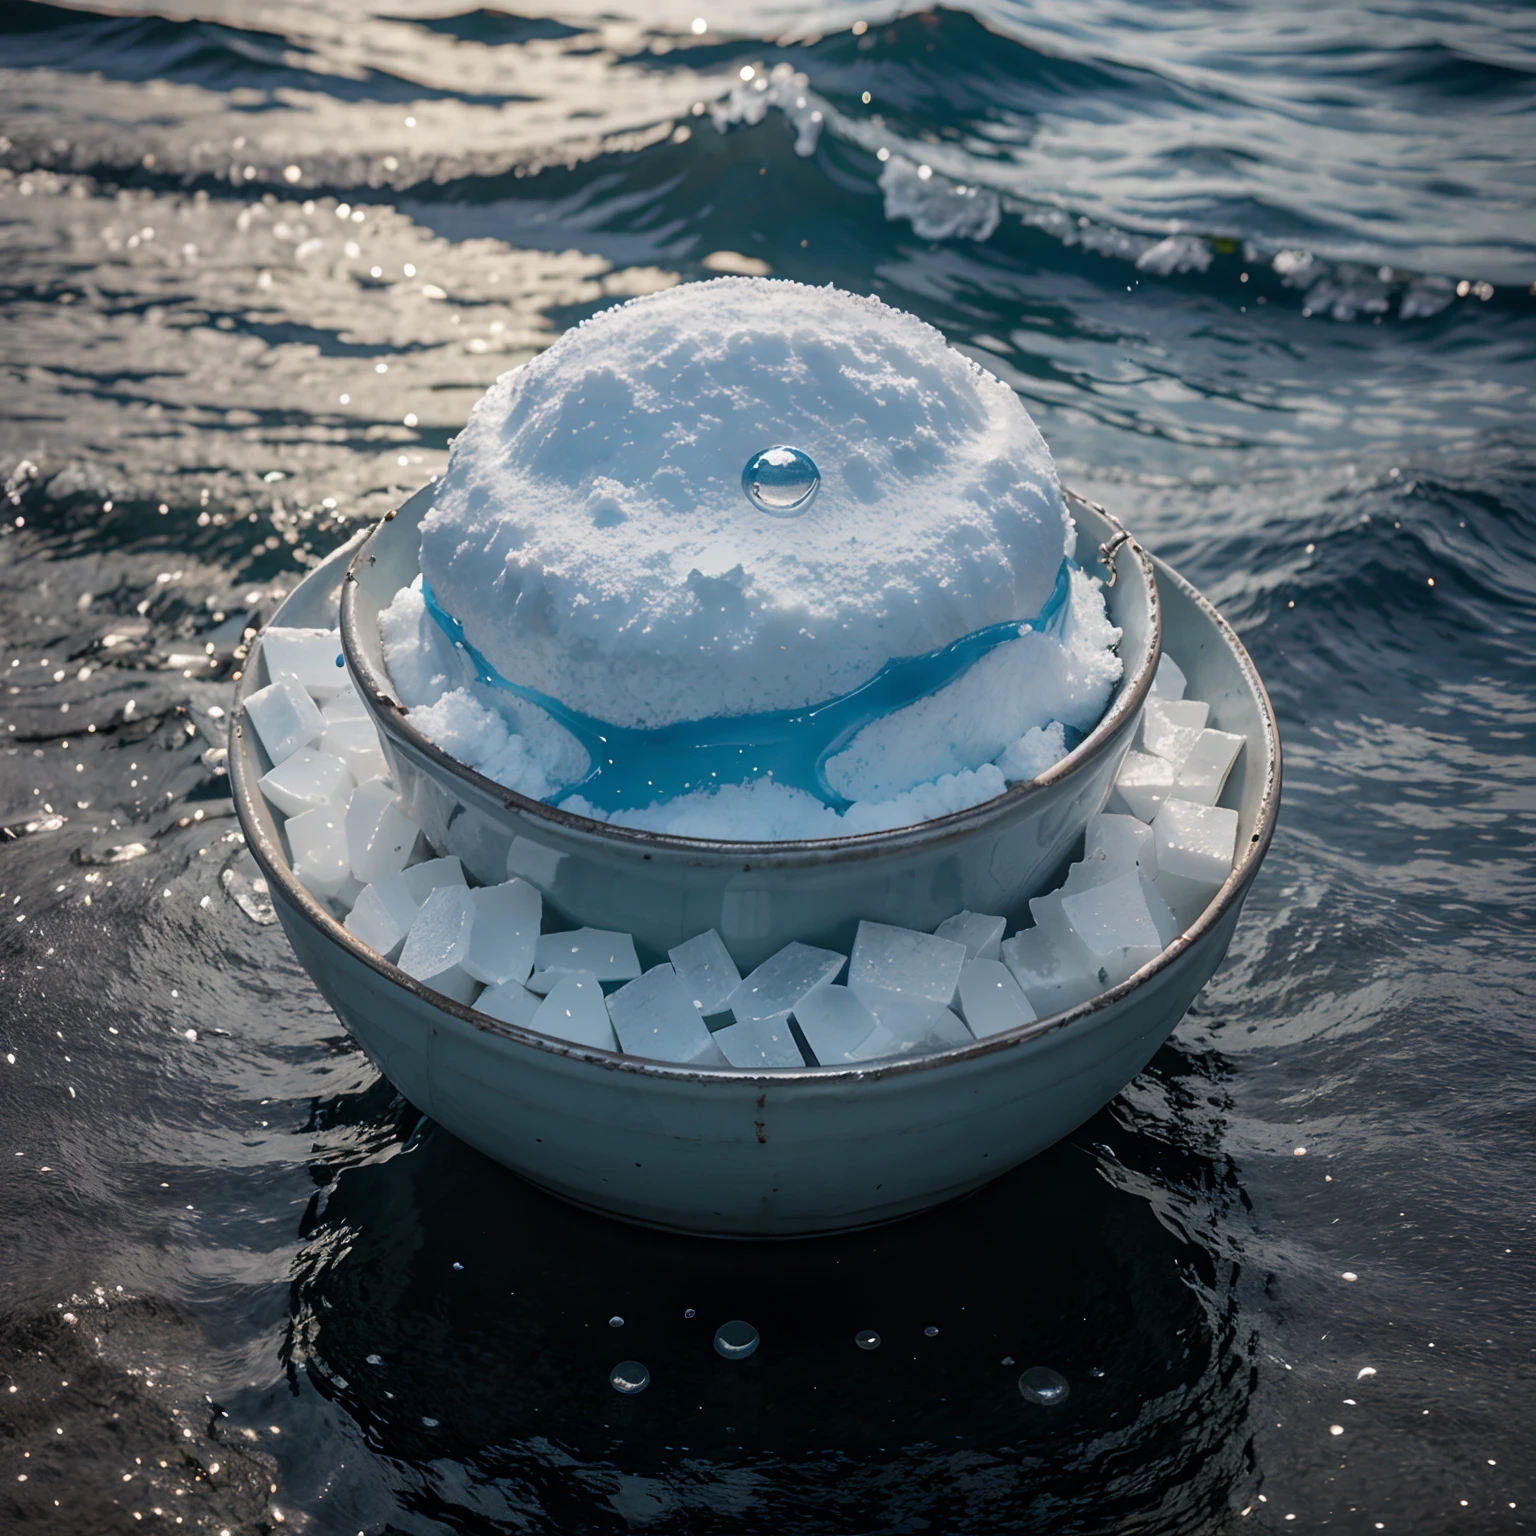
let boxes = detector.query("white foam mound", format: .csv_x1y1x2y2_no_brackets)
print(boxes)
417,276,1072,729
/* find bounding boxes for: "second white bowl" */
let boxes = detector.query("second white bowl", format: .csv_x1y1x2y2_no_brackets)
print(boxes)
340,485,1159,969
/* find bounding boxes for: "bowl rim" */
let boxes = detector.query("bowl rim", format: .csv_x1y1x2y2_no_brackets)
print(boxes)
337,485,1162,863
231,516,1281,1087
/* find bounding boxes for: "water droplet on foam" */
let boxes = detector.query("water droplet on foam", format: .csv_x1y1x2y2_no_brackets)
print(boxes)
610,1360,650,1394
714,1320,760,1359
742,446,819,516
1018,1366,1070,1406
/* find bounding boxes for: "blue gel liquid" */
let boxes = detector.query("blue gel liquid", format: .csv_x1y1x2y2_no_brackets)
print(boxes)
420,557,1074,813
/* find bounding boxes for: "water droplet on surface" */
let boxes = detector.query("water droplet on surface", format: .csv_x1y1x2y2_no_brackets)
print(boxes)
1018,1366,1070,1406
742,446,819,516
714,1320,760,1359
924,1326,939,1337
855,1329,881,1351
609,1361,650,1395
683,1308,695,1319
608,1316,624,1328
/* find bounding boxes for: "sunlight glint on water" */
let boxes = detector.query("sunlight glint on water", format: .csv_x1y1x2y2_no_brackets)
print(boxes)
0,0,1533,1530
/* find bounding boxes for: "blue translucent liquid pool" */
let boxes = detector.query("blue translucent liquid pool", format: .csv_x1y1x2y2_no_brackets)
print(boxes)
420,557,1074,812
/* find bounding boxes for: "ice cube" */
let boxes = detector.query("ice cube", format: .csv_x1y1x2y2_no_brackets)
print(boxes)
1109,749,1176,821
1060,871,1165,988
1141,697,1210,772
849,1004,972,1058
847,921,966,1011
791,984,879,1064
1140,872,1179,948
933,910,1006,961
403,855,465,904
345,779,417,884
1150,653,1188,700
668,929,741,1016
260,626,350,700
1155,798,1238,885
1153,798,1239,915
930,1011,974,1050
258,747,352,817
606,964,726,1065
957,958,1037,1038
1063,813,1157,896
1000,925,1101,1016
531,972,618,1050
462,878,541,987
1084,812,1157,878
1026,888,1090,966
844,1022,903,1063
245,675,324,766
475,975,542,1029
725,941,845,1023
328,873,366,916
878,995,970,1056
1173,728,1244,806
533,927,641,985
322,688,369,724
712,1014,806,1069
344,870,419,958
286,804,352,898
321,716,389,785
398,884,478,1004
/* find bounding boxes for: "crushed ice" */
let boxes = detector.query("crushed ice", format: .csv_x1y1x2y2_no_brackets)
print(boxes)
246,625,1241,1069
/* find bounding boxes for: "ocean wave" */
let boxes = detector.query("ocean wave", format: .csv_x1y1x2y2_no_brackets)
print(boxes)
0,0,529,106
698,36,1519,319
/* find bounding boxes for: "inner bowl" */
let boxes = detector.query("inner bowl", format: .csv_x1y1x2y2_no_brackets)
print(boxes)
340,483,1160,968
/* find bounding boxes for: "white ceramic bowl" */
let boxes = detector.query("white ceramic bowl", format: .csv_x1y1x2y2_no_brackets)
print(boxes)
338,484,1161,968
232,514,1278,1238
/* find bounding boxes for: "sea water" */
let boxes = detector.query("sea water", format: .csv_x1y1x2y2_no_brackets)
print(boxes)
3,0,1533,1526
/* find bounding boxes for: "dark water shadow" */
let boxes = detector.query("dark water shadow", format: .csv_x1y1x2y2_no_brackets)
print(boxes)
282,1062,1256,1534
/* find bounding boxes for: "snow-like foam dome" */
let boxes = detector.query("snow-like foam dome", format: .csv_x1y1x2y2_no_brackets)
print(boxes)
418,277,1071,730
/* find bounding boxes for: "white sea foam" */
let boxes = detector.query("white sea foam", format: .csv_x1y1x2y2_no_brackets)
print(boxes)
1135,235,1214,276
878,158,1001,243
709,62,826,158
